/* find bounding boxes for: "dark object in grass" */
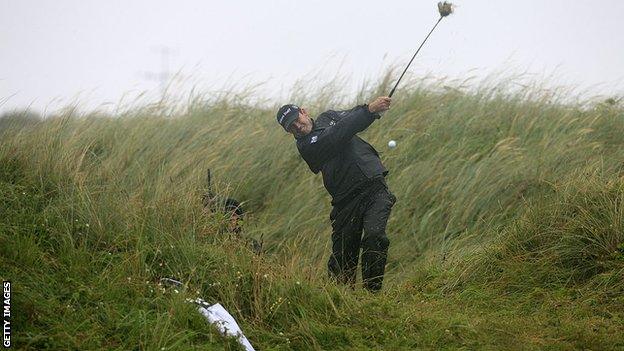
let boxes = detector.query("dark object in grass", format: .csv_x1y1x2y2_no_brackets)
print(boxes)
201,169,262,254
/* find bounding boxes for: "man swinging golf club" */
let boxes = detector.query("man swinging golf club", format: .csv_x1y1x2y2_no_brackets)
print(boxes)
276,2,453,291
276,97,396,292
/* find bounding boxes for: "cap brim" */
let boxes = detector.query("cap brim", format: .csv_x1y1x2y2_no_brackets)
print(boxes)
282,111,299,131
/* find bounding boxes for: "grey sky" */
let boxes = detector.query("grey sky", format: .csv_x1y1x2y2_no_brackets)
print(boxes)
1,0,623,114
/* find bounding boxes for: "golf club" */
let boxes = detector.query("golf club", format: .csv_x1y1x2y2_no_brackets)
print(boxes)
388,2,454,98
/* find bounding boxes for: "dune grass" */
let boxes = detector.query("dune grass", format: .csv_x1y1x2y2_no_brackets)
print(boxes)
1,77,623,349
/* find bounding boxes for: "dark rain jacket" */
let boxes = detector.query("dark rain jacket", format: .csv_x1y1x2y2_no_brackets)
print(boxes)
296,105,388,206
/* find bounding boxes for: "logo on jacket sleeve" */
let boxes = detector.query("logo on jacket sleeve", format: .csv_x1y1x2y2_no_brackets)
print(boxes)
310,135,318,144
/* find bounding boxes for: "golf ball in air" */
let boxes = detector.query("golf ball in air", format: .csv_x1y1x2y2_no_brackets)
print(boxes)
388,140,397,148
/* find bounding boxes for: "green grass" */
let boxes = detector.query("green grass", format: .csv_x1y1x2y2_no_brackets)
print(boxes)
1,77,624,350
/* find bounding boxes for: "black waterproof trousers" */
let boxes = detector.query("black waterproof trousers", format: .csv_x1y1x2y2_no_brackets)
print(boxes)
327,178,396,292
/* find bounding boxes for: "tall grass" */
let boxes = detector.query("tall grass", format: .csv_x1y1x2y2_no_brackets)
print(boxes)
1,75,623,349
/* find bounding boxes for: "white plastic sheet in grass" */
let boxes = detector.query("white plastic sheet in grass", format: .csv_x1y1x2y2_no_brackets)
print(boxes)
191,299,255,351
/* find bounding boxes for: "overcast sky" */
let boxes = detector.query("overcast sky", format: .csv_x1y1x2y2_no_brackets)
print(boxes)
1,0,623,114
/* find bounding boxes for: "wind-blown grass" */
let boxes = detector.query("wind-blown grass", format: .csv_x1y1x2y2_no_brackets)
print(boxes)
1,76,623,349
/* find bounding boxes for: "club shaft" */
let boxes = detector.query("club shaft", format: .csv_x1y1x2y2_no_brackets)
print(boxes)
389,16,444,98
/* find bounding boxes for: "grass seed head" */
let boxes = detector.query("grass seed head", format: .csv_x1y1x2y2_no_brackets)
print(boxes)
438,2,454,17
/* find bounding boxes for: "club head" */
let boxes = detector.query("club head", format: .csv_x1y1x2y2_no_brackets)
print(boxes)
437,2,454,17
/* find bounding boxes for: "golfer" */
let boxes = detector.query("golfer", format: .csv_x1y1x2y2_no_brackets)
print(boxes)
276,97,396,292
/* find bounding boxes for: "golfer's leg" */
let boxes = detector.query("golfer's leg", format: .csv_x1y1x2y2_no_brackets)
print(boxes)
328,209,362,286
361,187,396,292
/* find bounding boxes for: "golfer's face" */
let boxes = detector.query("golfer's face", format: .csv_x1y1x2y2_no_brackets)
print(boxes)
289,109,313,136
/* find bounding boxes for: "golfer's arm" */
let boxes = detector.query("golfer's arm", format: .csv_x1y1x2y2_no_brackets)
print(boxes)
299,106,377,171
313,105,376,156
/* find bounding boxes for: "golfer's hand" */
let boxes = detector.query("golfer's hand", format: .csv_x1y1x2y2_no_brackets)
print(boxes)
367,96,392,114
